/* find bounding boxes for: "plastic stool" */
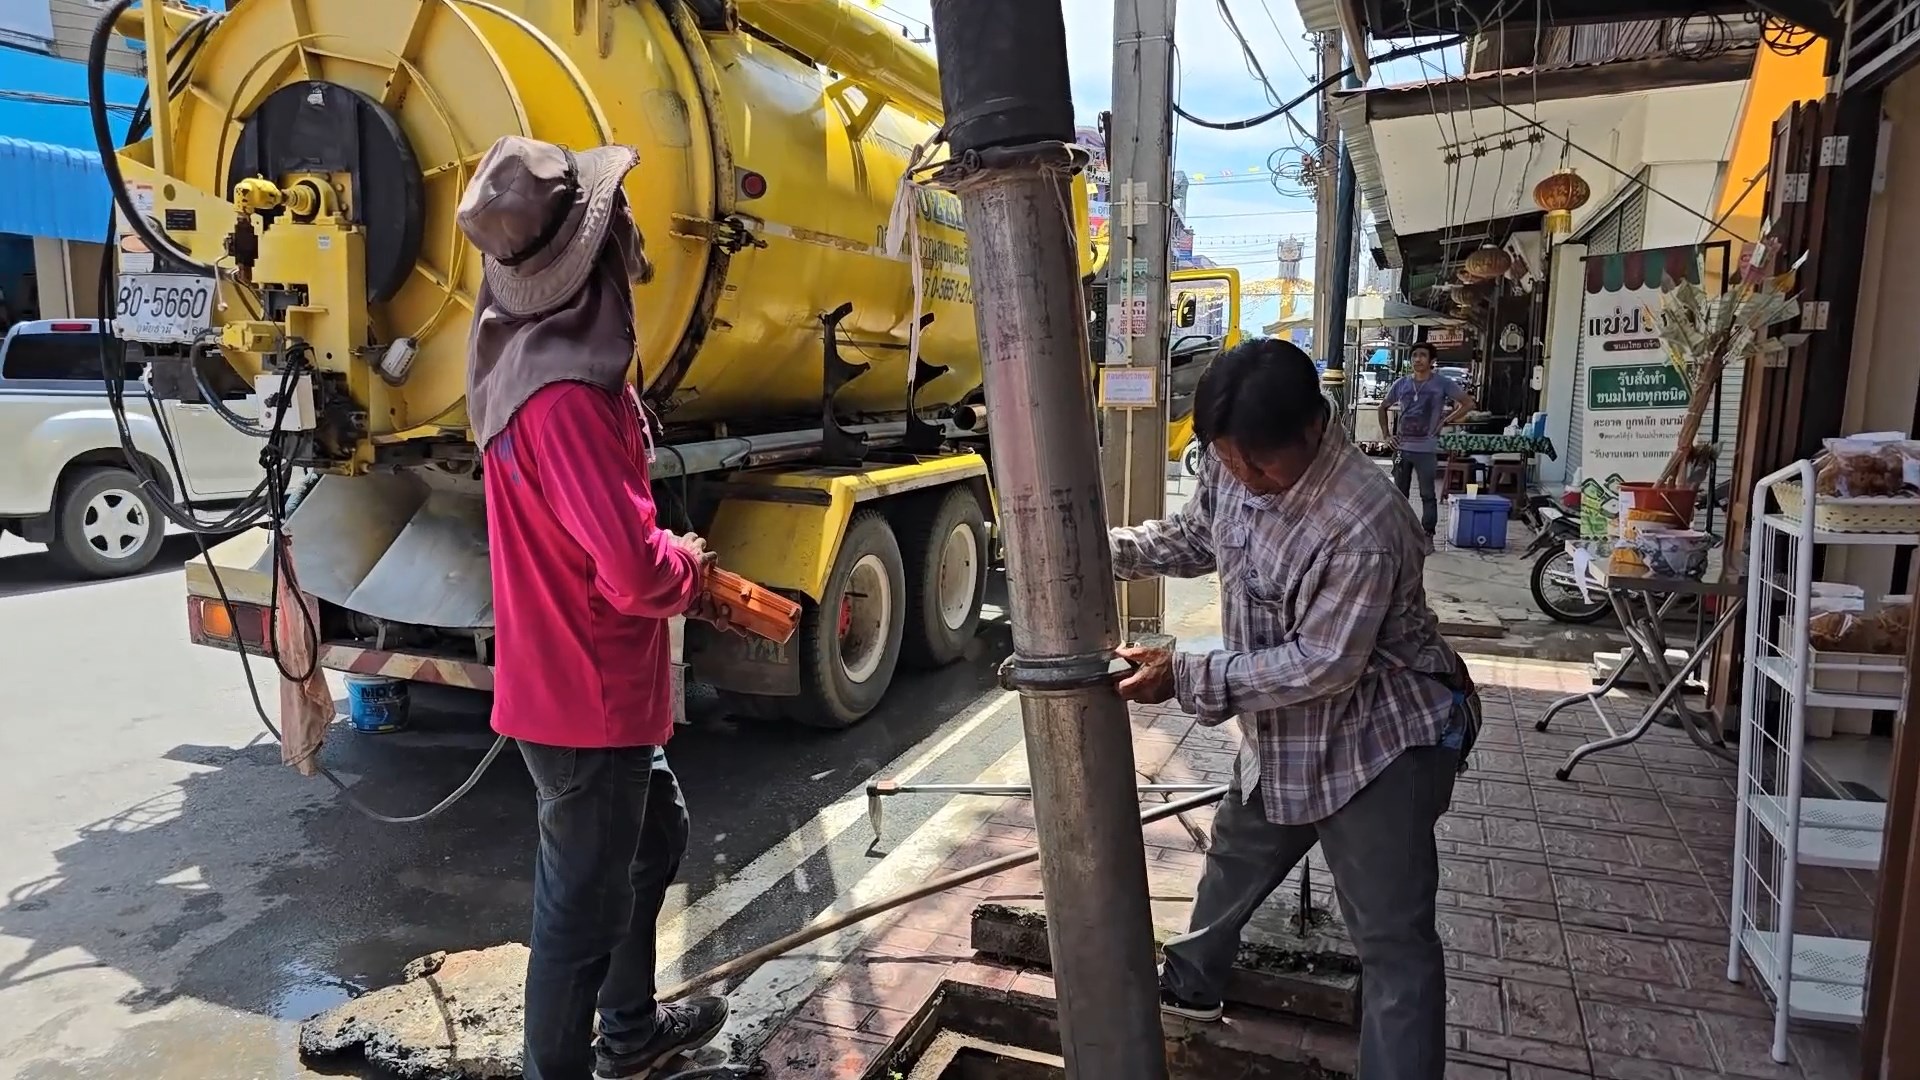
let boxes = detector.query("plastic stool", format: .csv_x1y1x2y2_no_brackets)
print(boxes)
1487,459,1528,505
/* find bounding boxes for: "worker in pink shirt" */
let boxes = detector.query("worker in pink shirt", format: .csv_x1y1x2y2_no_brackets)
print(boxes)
458,136,731,1080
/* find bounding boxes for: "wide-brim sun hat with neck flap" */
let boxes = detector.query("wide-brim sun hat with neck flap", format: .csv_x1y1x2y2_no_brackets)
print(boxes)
455,135,640,318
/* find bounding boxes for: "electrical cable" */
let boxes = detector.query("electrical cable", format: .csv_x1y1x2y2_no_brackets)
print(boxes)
1172,35,1467,131
87,2,511,824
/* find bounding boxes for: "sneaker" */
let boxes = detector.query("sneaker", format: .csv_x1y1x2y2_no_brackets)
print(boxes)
1159,984,1224,1023
593,996,730,1079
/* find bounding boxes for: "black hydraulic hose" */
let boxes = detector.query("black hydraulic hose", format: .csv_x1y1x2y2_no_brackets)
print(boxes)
1172,35,1467,131
82,2,514,824
192,356,272,437
87,0,211,273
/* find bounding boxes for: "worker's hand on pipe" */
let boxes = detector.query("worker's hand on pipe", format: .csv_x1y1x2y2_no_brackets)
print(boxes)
1113,645,1175,705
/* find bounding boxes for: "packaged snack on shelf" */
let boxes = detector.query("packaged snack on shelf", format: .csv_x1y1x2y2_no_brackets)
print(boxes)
1809,582,1867,613
1899,442,1920,492
1806,610,1866,652
1862,598,1912,656
1818,435,1908,496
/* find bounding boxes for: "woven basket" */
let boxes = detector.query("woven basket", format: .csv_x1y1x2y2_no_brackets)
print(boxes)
1773,481,1920,534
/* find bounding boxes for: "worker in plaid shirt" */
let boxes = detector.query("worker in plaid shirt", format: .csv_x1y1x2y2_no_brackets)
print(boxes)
1110,336,1474,1080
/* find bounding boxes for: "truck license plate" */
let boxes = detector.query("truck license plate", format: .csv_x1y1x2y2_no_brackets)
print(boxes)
114,273,216,344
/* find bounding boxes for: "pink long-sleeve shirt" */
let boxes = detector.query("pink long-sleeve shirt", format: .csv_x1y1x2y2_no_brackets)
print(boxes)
483,380,701,748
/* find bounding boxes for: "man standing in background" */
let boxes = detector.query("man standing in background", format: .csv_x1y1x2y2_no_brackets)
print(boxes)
1377,343,1475,539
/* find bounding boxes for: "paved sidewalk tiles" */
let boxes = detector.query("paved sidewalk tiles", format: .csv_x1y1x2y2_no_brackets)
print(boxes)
751,656,1867,1079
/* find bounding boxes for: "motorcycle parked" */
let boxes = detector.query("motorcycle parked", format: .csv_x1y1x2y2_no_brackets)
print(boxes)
1524,480,1734,624
1527,493,1608,624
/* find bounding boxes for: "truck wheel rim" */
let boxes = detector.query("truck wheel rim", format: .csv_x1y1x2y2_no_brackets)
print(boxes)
838,553,892,685
935,522,979,632
83,489,152,559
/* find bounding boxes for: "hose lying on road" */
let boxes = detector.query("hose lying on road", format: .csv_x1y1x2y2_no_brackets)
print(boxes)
658,784,1230,1002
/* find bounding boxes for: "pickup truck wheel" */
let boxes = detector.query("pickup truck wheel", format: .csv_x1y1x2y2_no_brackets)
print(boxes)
792,512,906,730
899,487,987,668
50,466,165,578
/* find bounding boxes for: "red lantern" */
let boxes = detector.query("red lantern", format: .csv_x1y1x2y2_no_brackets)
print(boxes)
1534,168,1592,234
1464,243,1513,282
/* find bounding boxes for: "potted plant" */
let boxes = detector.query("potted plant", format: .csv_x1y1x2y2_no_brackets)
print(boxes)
1634,230,1804,528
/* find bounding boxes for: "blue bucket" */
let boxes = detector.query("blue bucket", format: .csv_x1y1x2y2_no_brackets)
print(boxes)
344,675,409,734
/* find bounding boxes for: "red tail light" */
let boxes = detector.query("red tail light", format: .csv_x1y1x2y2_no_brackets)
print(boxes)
50,321,92,332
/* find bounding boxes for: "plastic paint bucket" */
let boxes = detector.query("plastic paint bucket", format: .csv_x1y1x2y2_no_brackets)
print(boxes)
344,674,409,734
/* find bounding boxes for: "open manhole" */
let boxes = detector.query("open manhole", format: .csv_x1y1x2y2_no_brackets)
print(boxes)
904,1032,1064,1080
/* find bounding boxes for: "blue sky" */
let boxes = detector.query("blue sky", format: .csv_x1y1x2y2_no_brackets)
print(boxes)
871,1,1450,285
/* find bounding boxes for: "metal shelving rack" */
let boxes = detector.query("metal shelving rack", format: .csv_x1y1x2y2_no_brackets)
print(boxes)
1728,459,1905,1062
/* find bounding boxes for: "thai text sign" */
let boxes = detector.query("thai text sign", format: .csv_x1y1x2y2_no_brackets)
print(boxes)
1576,246,1702,538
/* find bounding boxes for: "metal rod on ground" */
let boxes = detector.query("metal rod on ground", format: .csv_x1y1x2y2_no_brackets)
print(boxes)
865,780,1216,840
926,3,1170,1074
658,786,1229,1003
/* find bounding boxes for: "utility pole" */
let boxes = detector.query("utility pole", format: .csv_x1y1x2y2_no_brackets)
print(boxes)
925,2,1169,1076
1326,69,1361,423
1099,0,1177,638
1310,32,1343,364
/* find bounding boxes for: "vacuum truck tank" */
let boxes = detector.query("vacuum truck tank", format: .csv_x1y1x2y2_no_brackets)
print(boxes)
106,0,1093,728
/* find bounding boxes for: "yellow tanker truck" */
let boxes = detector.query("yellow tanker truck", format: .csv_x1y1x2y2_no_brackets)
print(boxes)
101,0,1231,733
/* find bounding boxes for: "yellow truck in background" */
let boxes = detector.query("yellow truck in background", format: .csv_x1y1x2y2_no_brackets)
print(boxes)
101,0,1238,734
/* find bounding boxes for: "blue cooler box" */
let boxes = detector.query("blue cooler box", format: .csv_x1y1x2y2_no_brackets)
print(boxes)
1449,495,1512,550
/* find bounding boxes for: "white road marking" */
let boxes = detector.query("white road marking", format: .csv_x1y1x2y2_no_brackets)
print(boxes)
654,689,1016,976
719,734,1033,1052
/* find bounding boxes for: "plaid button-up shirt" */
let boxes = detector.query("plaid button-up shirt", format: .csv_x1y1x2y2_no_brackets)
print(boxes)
1112,431,1456,825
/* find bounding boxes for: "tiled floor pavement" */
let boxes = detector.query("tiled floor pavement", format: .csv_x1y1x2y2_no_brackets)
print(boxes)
754,656,1871,1079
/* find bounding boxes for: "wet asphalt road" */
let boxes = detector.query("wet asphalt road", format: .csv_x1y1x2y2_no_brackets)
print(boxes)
0,509,1219,1080
0,531,1013,1079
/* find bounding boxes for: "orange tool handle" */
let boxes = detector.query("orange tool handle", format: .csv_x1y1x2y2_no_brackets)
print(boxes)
702,566,802,644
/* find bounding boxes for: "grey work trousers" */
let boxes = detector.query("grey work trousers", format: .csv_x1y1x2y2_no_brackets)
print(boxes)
1162,744,1458,1080
1392,450,1441,536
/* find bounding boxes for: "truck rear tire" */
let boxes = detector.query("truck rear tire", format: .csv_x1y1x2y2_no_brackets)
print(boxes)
49,466,166,579
899,486,988,668
792,511,906,730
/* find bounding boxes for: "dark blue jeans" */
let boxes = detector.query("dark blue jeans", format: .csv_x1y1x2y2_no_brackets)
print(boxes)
519,742,690,1080
1393,450,1440,535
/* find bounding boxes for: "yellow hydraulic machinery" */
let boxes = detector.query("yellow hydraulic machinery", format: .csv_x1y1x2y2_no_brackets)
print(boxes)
107,0,1097,729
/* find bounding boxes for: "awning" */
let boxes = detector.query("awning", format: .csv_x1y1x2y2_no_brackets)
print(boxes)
1265,295,1462,334
1331,49,1755,269
0,46,144,243
0,136,113,243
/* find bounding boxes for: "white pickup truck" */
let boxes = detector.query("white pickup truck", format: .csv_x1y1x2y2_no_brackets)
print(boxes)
0,319,266,577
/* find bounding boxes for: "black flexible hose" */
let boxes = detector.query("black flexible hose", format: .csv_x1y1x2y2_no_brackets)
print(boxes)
1172,35,1467,131
87,0,210,272
85,2,512,824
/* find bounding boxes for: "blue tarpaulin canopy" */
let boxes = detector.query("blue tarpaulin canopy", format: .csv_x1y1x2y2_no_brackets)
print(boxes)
0,46,144,243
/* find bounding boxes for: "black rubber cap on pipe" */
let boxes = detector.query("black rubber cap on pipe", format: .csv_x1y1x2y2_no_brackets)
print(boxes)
927,0,1076,156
